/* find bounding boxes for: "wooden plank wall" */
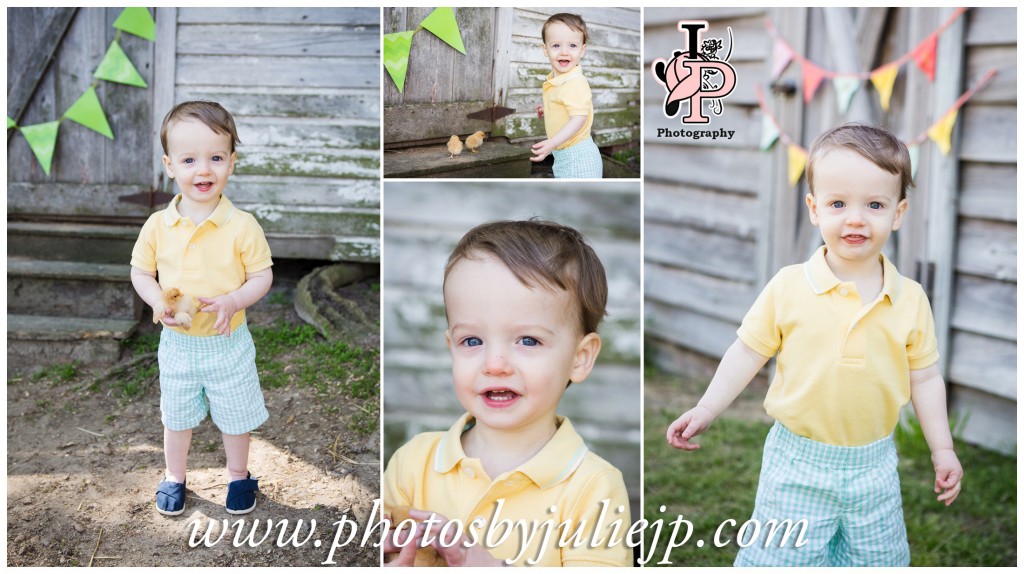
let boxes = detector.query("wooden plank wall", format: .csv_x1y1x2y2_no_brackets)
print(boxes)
382,7,496,144
946,7,1016,453
7,8,155,219
382,182,643,510
499,7,641,148
173,8,380,262
643,8,769,373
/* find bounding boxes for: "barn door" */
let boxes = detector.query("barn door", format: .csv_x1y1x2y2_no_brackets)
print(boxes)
7,7,159,222
383,7,497,147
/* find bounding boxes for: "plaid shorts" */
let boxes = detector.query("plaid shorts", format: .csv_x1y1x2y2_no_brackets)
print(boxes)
158,322,269,435
552,137,603,178
734,422,910,567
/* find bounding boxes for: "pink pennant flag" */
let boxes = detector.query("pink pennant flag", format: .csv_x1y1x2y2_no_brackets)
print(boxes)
802,62,826,104
912,33,938,82
771,39,794,81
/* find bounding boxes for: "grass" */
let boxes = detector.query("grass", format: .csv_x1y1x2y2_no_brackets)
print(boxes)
644,407,1017,567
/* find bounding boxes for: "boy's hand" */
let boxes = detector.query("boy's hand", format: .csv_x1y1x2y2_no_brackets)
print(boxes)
666,405,715,451
198,294,240,336
382,519,425,567
931,448,963,506
411,508,506,567
531,139,555,162
536,104,544,118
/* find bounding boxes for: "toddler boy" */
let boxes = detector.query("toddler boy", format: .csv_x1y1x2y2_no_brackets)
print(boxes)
383,220,631,566
532,13,603,178
666,124,962,566
130,101,273,516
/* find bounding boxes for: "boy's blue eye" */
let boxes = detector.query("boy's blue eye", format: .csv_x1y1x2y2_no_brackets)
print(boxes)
831,200,845,208
519,336,539,347
462,337,482,347
869,201,883,209
183,158,194,164
213,155,223,162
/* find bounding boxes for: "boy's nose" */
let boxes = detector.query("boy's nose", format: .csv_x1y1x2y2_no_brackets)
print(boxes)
845,207,866,225
483,349,513,376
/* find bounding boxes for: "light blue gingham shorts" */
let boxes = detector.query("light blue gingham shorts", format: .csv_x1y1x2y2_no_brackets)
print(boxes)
734,422,910,567
158,322,269,435
551,136,603,178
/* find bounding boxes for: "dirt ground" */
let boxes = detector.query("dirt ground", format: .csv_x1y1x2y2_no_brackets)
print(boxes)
7,270,382,567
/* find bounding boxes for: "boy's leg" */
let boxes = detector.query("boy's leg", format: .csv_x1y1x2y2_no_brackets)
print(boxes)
164,427,193,483
222,432,251,481
842,441,910,566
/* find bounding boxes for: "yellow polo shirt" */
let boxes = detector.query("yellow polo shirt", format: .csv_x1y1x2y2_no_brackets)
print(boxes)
130,194,273,337
738,246,939,446
383,413,632,566
542,65,594,150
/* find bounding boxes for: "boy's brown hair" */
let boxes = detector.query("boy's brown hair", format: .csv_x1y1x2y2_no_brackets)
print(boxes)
160,100,241,155
542,13,589,45
806,123,914,200
443,219,608,335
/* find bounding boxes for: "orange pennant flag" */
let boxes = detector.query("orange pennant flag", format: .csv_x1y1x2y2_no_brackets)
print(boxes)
913,33,938,82
870,64,899,111
787,144,808,186
927,108,958,155
802,62,826,104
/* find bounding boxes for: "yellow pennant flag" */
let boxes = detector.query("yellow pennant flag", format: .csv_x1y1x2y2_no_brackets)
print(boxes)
927,109,958,155
787,144,808,187
870,64,899,111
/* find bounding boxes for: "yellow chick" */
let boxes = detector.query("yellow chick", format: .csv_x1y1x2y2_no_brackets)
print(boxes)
152,287,205,330
465,130,486,153
447,135,463,159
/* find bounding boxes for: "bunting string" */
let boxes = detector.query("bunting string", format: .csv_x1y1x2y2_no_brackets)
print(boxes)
756,67,998,185
767,8,967,81
8,8,155,175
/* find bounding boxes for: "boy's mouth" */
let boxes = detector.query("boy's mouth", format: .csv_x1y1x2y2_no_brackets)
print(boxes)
842,234,868,245
195,181,213,192
558,59,572,67
482,388,520,408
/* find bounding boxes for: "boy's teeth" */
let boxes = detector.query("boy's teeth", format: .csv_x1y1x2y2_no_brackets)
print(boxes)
486,390,517,401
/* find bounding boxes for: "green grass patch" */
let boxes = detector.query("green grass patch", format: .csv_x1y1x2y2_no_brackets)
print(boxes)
31,361,81,383
644,408,1016,566
267,290,293,305
123,331,160,355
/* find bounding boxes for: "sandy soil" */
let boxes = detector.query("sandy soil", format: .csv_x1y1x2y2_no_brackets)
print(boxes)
7,279,382,567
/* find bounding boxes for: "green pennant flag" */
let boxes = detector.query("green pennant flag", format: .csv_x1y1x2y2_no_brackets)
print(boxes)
420,7,466,54
384,30,416,93
7,117,16,129
20,121,61,176
94,40,147,87
832,77,860,115
113,7,156,42
759,114,780,151
64,86,114,139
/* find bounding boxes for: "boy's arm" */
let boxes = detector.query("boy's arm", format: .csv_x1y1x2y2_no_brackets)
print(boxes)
910,363,963,506
130,266,180,326
666,338,770,451
199,267,273,336
530,115,586,162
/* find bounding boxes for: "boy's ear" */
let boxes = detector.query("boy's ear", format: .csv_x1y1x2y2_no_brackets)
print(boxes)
569,333,601,384
892,198,909,231
162,155,174,179
443,329,452,350
805,193,820,226
228,151,237,176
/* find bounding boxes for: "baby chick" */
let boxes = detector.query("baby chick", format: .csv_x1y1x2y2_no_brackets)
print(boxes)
385,506,448,566
152,287,204,330
447,135,463,159
465,130,486,153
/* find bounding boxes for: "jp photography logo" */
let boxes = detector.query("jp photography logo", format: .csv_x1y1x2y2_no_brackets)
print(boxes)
651,21,737,140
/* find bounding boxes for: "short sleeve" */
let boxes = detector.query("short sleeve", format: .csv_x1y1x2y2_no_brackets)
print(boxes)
736,274,782,358
236,214,273,273
561,467,632,567
130,214,159,272
382,448,412,519
561,78,592,116
907,289,940,370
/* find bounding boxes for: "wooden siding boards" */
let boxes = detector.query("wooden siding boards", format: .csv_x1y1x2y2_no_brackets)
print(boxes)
643,7,1016,452
172,8,380,262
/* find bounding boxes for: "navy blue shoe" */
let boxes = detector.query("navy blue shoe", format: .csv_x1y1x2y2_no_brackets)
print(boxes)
156,479,186,516
226,472,259,514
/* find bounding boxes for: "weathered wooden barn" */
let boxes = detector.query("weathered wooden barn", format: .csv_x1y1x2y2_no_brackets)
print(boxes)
382,7,641,178
381,181,643,521
7,8,380,371
644,7,1016,452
